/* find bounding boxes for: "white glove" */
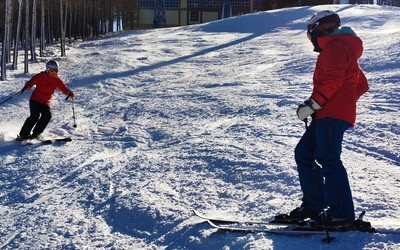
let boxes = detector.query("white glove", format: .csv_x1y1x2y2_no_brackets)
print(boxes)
296,98,322,121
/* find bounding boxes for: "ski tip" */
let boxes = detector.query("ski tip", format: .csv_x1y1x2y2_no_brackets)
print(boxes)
193,209,206,219
64,137,72,142
42,140,53,145
53,137,72,142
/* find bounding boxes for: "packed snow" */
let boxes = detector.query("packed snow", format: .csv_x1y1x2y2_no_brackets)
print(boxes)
0,4,399,249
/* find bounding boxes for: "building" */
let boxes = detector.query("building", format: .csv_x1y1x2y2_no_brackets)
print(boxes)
138,0,260,28
137,0,399,28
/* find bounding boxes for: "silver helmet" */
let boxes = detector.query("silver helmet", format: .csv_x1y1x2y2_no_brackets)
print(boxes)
46,60,59,73
307,10,341,52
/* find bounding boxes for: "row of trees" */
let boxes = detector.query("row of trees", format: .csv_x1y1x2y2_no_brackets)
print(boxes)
0,0,138,81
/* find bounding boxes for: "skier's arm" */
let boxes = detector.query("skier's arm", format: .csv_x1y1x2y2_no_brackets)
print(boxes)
22,73,41,92
356,69,369,99
57,79,75,99
21,83,32,92
65,91,75,100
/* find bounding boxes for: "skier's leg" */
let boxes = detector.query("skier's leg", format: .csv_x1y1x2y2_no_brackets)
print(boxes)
19,100,41,138
315,118,355,221
295,121,324,216
32,104,52,136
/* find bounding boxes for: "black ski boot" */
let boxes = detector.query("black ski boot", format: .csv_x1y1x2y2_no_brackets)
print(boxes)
271,207,317,225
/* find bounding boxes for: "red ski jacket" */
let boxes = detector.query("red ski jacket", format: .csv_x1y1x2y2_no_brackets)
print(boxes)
311,27,369,127
27,71,71,107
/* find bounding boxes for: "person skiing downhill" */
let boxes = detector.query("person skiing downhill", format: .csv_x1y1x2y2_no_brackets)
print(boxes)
17,60,75,140
276,10,369,225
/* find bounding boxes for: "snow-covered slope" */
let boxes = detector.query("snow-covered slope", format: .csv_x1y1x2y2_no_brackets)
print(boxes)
1,4,399,249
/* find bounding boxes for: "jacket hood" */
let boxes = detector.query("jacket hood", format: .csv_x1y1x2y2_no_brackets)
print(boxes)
317,26,364,59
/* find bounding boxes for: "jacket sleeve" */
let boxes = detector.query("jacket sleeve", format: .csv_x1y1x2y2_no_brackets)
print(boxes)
311,40,347,106
56,78,72,96
26,72,43,86
356,69,369,99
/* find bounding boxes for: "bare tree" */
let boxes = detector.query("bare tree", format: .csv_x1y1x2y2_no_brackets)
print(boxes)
0,0,142,77
6,0,13,63
59,0,66,56
1,0,10,81
108,0,114,33
68,0,73,43
13,0,23,70
31,0,38,61
24,0,30,73
40,0,45,57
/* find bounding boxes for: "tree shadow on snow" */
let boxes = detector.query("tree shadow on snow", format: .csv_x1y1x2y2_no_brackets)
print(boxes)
70,6,351,89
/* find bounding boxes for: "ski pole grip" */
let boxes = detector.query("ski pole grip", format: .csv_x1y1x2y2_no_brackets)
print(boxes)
21,84,30,93
65,91,75,101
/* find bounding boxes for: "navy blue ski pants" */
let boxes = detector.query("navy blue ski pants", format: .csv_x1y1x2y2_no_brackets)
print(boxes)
294,118,355,221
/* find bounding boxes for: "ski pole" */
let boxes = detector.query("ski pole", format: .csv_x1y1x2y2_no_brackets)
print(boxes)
65,93,77,128
303,118,308,129
0,86,27,106
71,98,77,128
321,208,335,243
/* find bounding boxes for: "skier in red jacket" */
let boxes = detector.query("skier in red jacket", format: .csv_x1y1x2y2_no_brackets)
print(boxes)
17,60,75,140
275,11,369,226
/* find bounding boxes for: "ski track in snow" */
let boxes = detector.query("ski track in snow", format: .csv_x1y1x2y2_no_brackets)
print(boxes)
1,4,400,249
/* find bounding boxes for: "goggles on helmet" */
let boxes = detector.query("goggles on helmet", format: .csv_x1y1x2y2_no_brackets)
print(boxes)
307,21,320,41
47,68,58,77
48,68,58,73
307,11,340,40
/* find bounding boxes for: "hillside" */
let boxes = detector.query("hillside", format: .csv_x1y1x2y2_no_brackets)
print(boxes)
1,4,399,249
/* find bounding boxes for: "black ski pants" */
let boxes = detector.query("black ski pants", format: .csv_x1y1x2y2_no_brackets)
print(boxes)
19,100,52,137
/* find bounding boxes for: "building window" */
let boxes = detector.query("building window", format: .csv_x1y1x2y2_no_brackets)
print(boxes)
189,0,201,8
190,11,200,22
141,0,155,8
189,0,218,8
165,0,180,8
230,0,249,9
202,0,219,8
141,0,179,8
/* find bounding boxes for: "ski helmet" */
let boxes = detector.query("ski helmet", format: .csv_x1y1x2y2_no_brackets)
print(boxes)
307,10,341,52
46,60,59,73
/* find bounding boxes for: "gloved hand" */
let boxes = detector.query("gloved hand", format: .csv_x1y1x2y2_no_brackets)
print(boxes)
22,83,32,92
296,98,322,121
66,91,75,100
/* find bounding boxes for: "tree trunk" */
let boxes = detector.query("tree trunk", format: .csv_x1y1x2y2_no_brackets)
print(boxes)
1,0,10,81
40,0,45,57
60,0,65,56
82,0,86,40
68,0,73,44
31,0,38,61
24,0,30,73
47,0,53,45
13,0,23,70
6,0,13,63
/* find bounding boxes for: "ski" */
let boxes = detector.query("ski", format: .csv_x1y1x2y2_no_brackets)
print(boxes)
206,220,327,235
205,219,397,235
193,210,307,226
193,209,274,225
20,137,72,145
194,210,330,235
195,210,400,236
40,137,72,145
